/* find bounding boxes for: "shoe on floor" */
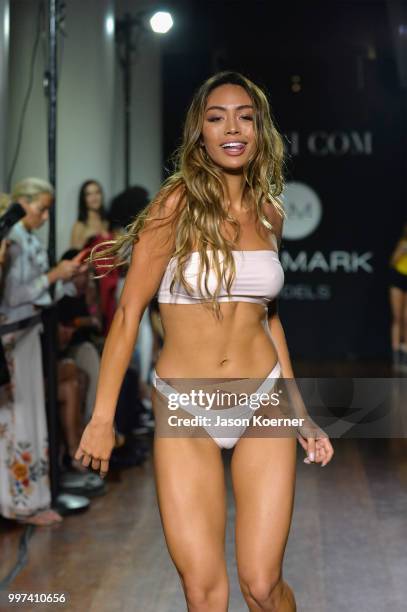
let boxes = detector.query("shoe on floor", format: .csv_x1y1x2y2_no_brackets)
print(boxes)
59,471,107,497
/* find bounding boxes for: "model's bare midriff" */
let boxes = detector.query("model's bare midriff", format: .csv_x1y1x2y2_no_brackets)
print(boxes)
156,301,278,379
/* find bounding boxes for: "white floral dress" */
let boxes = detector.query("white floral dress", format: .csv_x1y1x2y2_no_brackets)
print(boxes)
0,221,75,519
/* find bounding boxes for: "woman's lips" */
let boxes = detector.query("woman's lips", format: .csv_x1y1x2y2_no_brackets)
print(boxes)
220,144,247,156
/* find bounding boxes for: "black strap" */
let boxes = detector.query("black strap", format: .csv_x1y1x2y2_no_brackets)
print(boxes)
0,313,42,337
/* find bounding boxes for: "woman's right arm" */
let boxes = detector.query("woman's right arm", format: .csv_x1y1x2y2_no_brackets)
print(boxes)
2,251,81,308
74,189,183,474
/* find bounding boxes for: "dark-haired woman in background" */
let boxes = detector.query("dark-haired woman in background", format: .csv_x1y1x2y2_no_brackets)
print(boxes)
70,180,110,250
71,180,118,334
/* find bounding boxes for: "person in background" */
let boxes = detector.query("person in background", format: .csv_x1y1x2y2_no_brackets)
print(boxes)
57,248,103,424
110,186,154,409
56,249,128,467
0,231,11,395
56,337,88,473
0,196,14,407
70,180,118,335
389,223,407,369
0,192,12,278
70,180,110,249
0,178,86,526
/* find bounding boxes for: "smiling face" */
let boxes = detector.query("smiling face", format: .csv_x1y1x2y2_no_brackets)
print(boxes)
201,84,257,172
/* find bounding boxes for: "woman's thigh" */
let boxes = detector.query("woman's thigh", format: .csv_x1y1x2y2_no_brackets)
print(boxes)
153,435,228,582
231,436,297,580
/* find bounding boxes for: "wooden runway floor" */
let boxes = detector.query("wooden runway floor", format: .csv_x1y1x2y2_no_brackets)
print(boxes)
1,436,406,612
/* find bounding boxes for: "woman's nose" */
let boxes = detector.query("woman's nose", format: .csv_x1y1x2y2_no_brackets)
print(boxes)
225,117,239,134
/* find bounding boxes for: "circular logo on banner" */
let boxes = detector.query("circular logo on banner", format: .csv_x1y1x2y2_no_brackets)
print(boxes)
281,181,322,240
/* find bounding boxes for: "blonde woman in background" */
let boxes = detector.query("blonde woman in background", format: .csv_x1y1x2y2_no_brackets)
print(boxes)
0,178,86,526
389,223,407,369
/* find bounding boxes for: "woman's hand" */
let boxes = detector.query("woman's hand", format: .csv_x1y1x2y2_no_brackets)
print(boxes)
74,262,89,275
74,418,116,478
278,377,334,467
296,419,334,467
53,259,81,281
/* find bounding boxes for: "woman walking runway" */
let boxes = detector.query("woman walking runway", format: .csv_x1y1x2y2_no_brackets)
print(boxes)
75,71,333,611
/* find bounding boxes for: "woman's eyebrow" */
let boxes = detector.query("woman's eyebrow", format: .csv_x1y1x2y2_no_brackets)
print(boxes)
205,104,254,112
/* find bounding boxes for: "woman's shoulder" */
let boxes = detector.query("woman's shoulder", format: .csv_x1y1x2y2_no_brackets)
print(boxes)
71,220,88,238
70,220,88,248
71,220,87,239
8,220,24,240
72,220,86,230
7,220,30,247
134,185,186,256
261,197,284,237
148,184,187,223
161,183,187,210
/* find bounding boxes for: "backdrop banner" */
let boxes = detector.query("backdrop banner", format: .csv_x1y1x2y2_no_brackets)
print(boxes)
162,8,406,360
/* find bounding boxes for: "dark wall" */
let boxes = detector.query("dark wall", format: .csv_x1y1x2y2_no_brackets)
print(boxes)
161,0,407,359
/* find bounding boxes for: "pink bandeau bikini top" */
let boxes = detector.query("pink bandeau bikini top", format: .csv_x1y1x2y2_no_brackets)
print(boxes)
157,248,284,307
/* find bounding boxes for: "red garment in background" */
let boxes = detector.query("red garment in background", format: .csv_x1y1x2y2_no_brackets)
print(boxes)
86,234,119,335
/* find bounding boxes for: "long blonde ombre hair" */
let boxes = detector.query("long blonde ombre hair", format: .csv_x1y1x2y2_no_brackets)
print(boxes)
90,71,286,319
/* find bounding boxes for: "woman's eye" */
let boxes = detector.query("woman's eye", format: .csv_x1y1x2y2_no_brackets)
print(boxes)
207,115,253,122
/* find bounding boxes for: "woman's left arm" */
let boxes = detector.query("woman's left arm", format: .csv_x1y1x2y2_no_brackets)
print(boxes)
268,305,294,378
268,305,334,466
263,200,294,377
263,201,334,466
